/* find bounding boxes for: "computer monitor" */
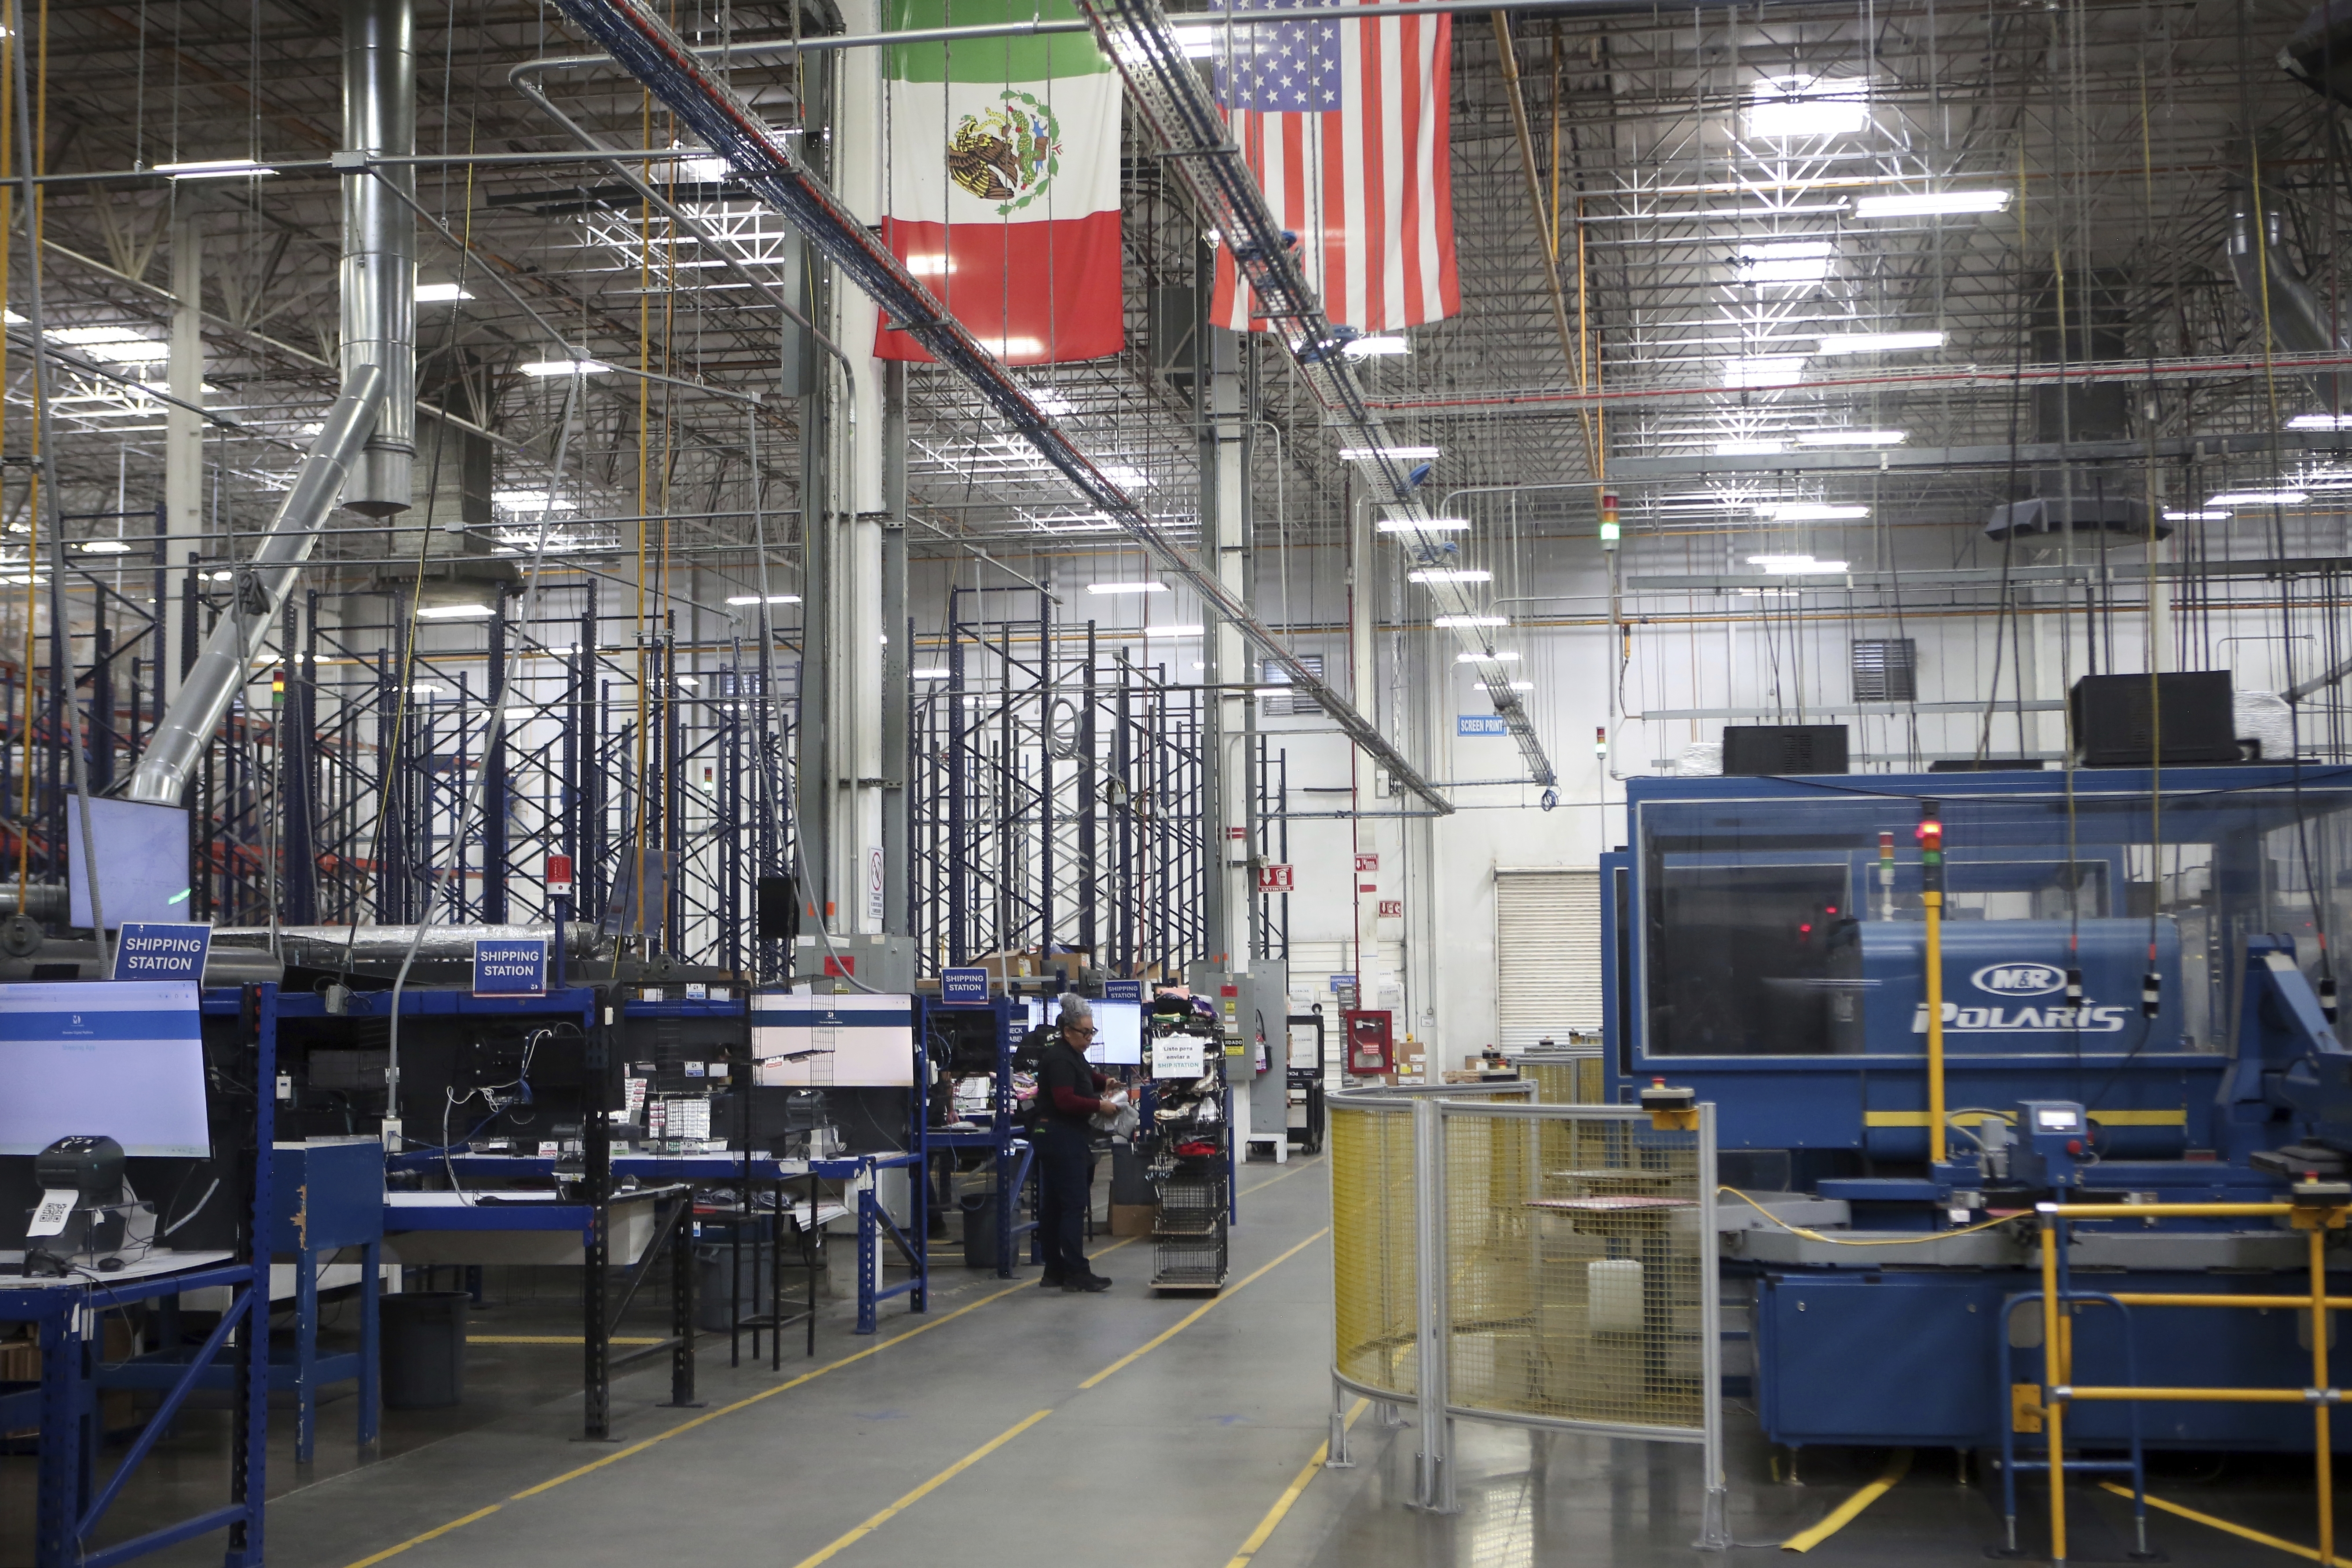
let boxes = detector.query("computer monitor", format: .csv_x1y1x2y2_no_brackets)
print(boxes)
1090,1000,1143,1067
67,799,191,930
751,993,918,1086
0,980,210,1157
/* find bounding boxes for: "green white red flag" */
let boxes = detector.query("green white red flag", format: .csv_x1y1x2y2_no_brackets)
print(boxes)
877,0,1124,365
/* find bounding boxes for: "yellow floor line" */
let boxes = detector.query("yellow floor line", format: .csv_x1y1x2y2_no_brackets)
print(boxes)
2099,1480,2352,1567
786,1409,1055,1568
335,1172,1328,1568
1781,1448,1911,1552
1079,1228,1331,1390
1222,1398,1369,1568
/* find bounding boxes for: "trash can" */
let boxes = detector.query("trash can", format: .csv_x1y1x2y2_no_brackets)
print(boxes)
381,1291,467,1409
696,1230,774,1333
959,1191,999,1271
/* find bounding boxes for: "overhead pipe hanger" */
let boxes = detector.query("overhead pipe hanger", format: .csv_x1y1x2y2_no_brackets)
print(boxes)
546,0,1459,813
1075,0,1556,787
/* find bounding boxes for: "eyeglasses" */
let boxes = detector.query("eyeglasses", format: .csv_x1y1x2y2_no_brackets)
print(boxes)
1067,1025,1099,1037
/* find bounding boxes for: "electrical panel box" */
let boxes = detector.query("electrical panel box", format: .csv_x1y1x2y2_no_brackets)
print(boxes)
2010,1100,2088,1190
795,933,916,994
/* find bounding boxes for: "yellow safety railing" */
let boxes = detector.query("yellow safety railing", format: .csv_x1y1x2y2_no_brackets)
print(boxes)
2034,1198,2347,1566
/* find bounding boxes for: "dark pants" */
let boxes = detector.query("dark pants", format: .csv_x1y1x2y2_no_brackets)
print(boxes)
1035,1121,1094,1279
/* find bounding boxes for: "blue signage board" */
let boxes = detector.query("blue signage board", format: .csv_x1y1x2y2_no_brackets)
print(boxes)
940,967,991,1006
473,937,549,997
1330,972,1357,993
1458,714,1509,737
1103,979,1145,1004
112,922,210,982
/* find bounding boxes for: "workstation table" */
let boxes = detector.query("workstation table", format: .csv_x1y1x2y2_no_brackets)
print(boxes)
1,1250,266,1568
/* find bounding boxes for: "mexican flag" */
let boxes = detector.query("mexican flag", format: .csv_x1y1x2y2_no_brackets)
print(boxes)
877,0,1124,365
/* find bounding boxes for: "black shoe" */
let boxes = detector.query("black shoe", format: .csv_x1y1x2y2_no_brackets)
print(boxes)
1064,1273,1112,1293
1039,1272,1065,1289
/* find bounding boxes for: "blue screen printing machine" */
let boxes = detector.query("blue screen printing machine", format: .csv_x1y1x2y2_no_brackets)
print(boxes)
1601,763,2352,1541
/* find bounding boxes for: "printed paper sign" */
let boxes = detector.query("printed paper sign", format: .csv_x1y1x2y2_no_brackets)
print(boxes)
1330,973,1357,992
1153,1038,1207,1078
473,937,549,997
112,922,210,981
940,967,990,1006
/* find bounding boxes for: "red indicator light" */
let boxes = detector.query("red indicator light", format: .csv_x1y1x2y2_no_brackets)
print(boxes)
1799,923,1813,935
1825,905,1839,917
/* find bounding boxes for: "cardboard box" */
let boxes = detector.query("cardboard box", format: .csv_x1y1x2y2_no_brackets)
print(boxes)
1109,1203,1159,1238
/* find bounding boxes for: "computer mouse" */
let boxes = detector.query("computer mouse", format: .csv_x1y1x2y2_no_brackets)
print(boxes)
98,1256,126,1272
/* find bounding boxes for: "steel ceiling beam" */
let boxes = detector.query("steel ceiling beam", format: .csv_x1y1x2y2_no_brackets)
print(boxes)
545,0,1457,813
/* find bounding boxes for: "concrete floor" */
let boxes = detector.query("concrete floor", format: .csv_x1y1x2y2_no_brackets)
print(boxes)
6,1155,2341,1568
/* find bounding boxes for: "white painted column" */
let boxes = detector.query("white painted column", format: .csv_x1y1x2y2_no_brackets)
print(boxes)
163,207,205,695
833,7,886,932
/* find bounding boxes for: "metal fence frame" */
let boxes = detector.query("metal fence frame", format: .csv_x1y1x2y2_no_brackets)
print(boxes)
1325,1088,1728,1548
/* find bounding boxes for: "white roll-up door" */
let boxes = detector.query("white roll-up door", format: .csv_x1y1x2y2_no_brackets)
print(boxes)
1494,868,1602,1047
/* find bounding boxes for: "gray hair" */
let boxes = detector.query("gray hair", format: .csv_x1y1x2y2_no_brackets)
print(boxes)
1057,995,1094,1027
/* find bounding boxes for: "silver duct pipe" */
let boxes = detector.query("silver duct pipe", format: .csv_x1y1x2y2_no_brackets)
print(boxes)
128,366,388,804
339,0,416,516
2225,186,2346,387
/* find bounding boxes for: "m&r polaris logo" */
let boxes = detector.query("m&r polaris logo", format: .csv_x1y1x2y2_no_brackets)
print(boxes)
1971,962,2067,997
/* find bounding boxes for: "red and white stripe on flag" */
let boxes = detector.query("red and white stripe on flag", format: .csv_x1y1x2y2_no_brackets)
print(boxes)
1208,1,1459,334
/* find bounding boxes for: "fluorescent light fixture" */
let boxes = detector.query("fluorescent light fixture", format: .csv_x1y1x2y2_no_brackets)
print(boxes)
1748,554,1849,574
913,668,951,680
724,593,800,605
2,309,19,324
673,154,728,183
415,603,497,620
1814,331,1944,355
675,676,699,688
1376,516,1470,532
1756,503,1870,521
1852,189,2010,219
1795,429,1906,446
1433,614,1509,628
78,539,132,555
1715,439,1787,456
1168,20,1228,56
1408,569,1492,584
1745,77,1870,139
905,253,954,278
1086,581,1166,594
2207,490,2307,506
492,491,577,510
102,342,171,363
51,325,149,345
410,682,450,697
1723,357,1809,388
1096,464,1152,490
1508,680,1534,691
415,282,473,303
519,357,611,376
1143,624,1203,638
2164,509,2231,521
1345,336,1409,357
2288,413,2352,431
1736,242,1836,286
1455,651,1522,664
1339,446,1441,461
157,157,276,179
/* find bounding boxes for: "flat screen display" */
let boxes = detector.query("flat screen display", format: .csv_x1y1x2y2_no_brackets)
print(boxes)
67,799,191,930
0,980,210,1157
752,993,917,1086
1089,1000,1143,1067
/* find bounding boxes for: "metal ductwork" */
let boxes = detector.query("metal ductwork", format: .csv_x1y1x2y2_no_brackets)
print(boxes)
339,0,416,516
2224,183,2346,402
128,367,388,805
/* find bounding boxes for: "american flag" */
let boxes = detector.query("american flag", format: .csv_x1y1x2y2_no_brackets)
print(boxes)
1206,0,1459,334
